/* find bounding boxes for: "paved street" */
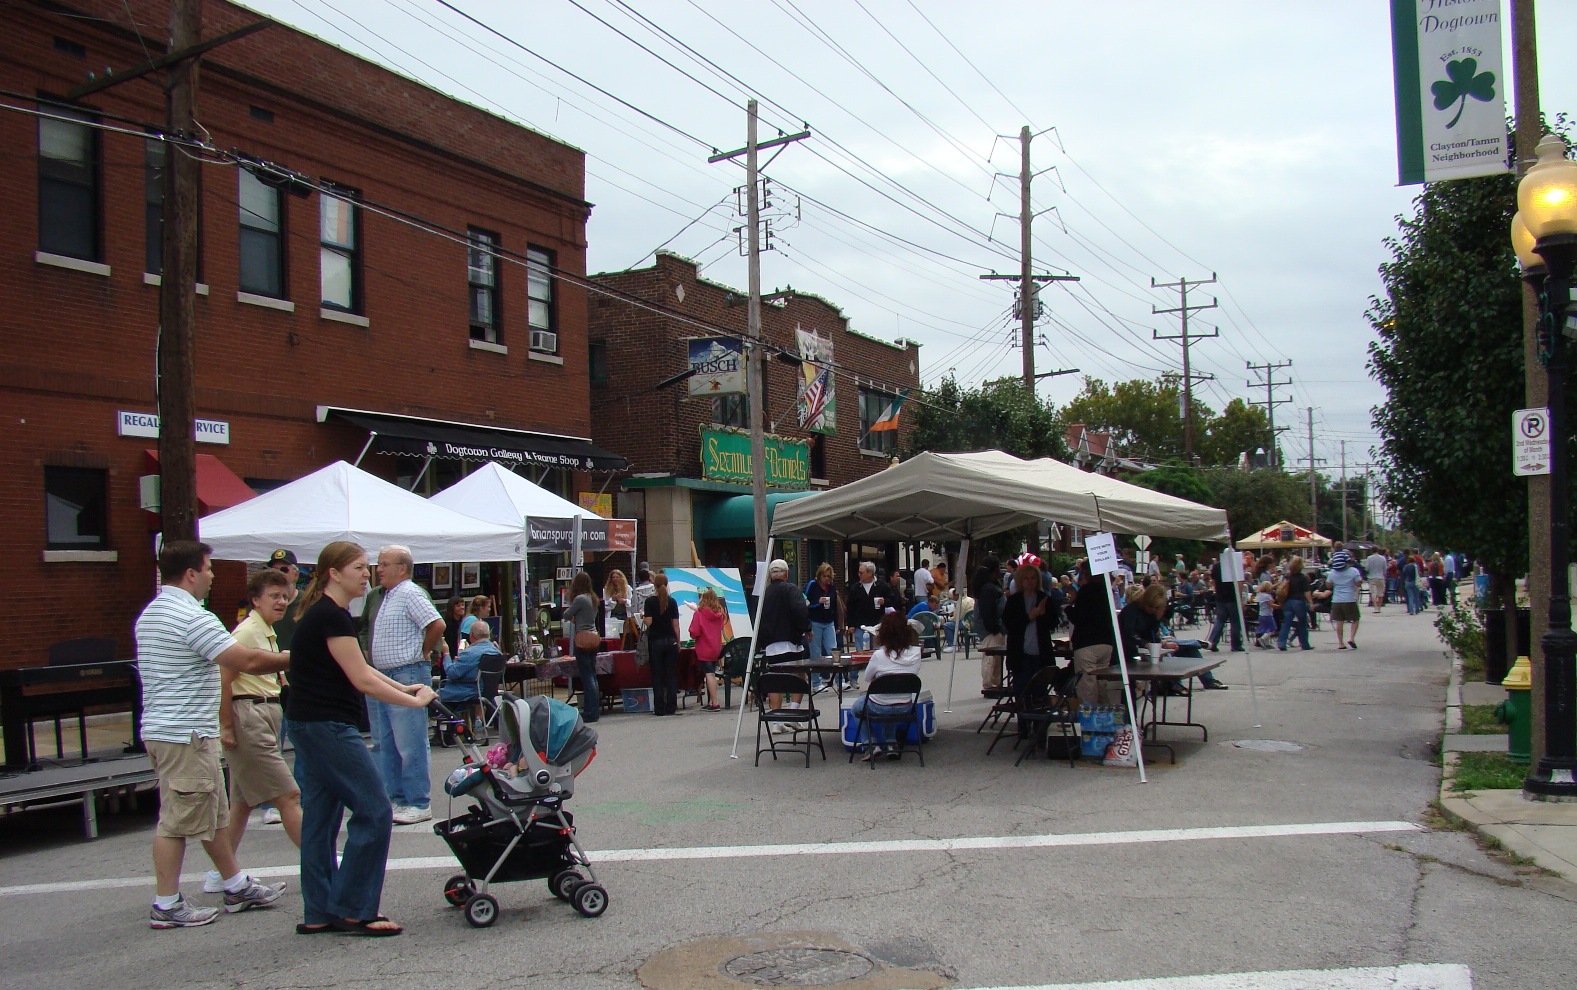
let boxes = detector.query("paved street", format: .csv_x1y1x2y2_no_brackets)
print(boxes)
2,606,1573,990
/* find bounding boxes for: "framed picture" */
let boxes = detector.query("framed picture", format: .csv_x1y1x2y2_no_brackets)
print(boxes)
413,563,432,586
431,563,453,591
537,579,554,604
461,562,481,590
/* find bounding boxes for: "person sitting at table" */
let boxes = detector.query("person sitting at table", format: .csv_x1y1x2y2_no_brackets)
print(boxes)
1119,584,1194,698
849,612,924,761
1001,562,1060,713
439,621,500,708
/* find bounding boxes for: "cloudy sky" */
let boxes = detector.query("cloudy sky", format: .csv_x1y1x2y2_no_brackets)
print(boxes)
241,0,1576,477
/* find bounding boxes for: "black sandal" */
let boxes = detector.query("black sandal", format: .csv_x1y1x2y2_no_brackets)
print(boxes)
331,915,403,937
295,923,334,935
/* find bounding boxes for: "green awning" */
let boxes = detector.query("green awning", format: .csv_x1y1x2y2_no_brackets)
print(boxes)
696,492,819,540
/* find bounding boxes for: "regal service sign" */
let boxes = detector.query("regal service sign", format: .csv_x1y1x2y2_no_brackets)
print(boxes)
1389,0,1509,185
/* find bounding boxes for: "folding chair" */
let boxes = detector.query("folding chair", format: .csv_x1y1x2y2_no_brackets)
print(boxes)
718,637,757,709
911,612,943,658
475,650,509,743
754,672,825,767
987,665,1082,767
847,673,925,767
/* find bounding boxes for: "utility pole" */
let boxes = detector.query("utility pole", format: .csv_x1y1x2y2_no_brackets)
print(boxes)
1246,359,1293,468
1152,275,1219,462
979,126,1077,391
709,101,808,567
158,0,203,542
1305,407,1326,533
1340,440,1348,544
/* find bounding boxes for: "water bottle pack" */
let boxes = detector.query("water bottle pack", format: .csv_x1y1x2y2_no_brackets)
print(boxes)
1078,704,1126,757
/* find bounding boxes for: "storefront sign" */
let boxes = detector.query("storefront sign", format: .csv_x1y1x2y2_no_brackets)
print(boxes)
116,410,231,444
687,337,746,396
526,516,637,553
1390,0,1509,184
700,427,810,490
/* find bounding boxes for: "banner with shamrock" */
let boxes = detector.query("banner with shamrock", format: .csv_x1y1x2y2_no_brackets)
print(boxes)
1389,0,1509,185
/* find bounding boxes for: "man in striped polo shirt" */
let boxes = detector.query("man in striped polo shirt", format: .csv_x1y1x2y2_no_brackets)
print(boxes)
136,540,294,929
369,544,445,825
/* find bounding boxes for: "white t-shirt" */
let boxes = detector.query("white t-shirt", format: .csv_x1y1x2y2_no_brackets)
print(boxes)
1364,553,1388,579
862,645,923,705
135,585,238,743
912,567,933,599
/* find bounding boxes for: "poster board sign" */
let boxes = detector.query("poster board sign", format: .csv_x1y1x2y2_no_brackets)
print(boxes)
663,567,755,639
1085,532,1120,575
1220,549,1246,583
526,516,638,553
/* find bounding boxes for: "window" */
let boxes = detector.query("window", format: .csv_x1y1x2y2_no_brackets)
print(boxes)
713,395,748,428
45,467,107,549
588,340,608,383
238,170,285,297
38,104,98,260
809,435,827,480
468,228,499,343
144,139,204,280
527,245,556,353
859,388,897,455
319,186,360,312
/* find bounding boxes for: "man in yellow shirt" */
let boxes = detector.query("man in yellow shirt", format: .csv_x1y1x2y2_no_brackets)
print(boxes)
205,569,302,892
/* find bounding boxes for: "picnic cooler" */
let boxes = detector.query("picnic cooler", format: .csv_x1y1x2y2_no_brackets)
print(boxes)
838,691,936,750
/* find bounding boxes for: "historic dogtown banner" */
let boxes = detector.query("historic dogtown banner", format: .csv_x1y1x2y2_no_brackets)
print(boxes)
687,337,747,397
795,325,836,435
1389,0,1510,185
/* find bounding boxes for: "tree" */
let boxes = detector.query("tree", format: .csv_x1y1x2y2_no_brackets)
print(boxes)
1062,377,1195,463
1199,398,1274,468
1200,467,1309,539
1130,464,1214,564
904,375,1067,461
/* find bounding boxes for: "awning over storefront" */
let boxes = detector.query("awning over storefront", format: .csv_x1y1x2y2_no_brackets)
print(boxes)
696,491,819,539
143,450,257,512
319,406,629,472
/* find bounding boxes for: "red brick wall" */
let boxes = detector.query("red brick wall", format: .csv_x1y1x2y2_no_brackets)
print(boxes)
0,1,592,669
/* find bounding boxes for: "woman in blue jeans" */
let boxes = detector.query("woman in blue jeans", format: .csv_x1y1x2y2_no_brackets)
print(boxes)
284,541,437,936
849,612,924,761
563,572,602,722
1276,557,1315,651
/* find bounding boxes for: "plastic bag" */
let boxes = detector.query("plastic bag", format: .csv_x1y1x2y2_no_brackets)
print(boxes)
1103,725,1139,767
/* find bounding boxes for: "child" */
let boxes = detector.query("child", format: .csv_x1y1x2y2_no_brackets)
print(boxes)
1254,581,1277,648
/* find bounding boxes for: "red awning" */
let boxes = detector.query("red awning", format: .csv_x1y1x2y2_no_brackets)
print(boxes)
143,450,257,512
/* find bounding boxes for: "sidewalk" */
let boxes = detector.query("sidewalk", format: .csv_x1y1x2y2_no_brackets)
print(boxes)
1440,662,1577,876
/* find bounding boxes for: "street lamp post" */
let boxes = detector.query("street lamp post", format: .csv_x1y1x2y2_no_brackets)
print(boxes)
1512,133,1577,801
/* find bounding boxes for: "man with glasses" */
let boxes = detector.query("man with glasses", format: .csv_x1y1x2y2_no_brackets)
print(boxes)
369,545,445,825
264,549,302,650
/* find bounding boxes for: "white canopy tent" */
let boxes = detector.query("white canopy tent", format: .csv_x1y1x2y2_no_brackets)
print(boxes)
198,460,523,564
428,461,597,525
727,450,1251,760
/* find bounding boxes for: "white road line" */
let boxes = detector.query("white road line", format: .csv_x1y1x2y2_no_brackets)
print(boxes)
0,819,1420,898
942,963,1473,990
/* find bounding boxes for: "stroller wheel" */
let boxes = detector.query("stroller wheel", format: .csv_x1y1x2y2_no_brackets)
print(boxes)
464,893,500,928
444,874,473,907
571,883,608,918
549,869,585,901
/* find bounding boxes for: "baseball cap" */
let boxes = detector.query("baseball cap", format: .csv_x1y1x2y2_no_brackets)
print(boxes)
268,549,298,568
769,558,790,576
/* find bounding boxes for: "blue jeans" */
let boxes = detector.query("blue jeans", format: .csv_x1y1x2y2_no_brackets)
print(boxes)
809,621,838,660
1277,599,1312,650
1207,600,1243,651
1405,581,1424,614
850,695,911,746
367,662,430,809
574,647,601,722
286,719,394,926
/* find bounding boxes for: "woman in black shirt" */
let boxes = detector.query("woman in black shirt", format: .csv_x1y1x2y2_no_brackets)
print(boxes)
1276,556,1314,651
285,541,437,937
642,572,682,716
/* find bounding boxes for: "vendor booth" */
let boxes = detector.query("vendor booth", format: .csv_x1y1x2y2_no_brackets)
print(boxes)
1234,520,1333,552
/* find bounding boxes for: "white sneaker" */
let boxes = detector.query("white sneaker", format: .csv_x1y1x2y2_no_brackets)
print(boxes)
223,877,287,913
202,870,226,893
392,805,432,825
260,807,282,825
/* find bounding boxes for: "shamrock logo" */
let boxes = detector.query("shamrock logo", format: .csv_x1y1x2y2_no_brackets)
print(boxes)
1430,58,1496,129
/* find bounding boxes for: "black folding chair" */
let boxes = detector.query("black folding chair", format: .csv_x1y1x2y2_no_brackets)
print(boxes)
719,637,757,709
988,665,1082,767
847,673,925,767
754,672,824,767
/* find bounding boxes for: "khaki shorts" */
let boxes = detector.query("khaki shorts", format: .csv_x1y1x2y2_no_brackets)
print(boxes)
146,735,229,841
1331,602,1361,623
227,699,297,807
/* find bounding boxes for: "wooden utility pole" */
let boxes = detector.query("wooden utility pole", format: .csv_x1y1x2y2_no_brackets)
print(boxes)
157,0,202,542
1153,275,1219,462
709,101,808,567
1305,407,1325,532
1246,359,1293,468
1340,440,1348,543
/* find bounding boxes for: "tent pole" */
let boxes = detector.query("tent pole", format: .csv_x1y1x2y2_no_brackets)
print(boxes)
1103,575,1149,784
353,432,376,468
409,455,433,492
1226,534,1262,728
730,538,774,759
944,535,970,713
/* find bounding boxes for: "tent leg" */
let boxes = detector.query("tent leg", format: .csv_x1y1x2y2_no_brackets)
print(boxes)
729,539,774,760
1104,580,1148,784
408,456,433,492
353,432,376,468
1226,540,1262,729
944,537,970,713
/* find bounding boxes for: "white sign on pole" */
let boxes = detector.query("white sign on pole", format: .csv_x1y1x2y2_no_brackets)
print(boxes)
1133,534,1152,550
1220,548,1246,583
1085,532,1120,575
1389,0,1509,184
1513,407,1552,477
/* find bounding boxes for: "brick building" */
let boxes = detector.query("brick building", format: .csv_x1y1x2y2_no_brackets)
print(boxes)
0,0,622,671
588,251,921,587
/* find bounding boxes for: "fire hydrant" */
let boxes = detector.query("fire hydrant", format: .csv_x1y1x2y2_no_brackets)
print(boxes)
1494,656,1532,765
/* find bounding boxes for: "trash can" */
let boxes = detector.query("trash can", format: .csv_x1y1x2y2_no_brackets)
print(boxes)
1494,656,1532,765
1482,609,1508,684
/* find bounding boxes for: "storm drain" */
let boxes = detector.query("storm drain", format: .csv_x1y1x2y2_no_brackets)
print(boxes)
723,948,876,986
1231,739,1305,752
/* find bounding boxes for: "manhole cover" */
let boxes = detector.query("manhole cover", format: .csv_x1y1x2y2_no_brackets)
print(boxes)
1231,739,1305,752
722,948,876,986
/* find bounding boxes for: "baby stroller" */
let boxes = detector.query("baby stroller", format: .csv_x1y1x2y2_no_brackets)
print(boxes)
432,695,606,927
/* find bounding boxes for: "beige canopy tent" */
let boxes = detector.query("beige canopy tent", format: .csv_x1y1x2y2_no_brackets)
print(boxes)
725,451,1250,762
1234,520,1333,551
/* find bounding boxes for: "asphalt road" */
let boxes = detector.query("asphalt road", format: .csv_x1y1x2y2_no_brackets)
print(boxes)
2,604,1572,990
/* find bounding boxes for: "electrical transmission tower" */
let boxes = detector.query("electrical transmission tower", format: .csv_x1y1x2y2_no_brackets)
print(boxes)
1246,359,1293,468
1152,274,1219,462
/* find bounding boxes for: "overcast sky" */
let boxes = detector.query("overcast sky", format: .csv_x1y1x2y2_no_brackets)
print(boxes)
240,0,1576,477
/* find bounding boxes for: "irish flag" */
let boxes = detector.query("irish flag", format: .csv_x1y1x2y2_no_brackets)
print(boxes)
866,390,908,433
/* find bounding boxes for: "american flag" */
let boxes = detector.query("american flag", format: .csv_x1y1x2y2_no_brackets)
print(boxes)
799,366,830,428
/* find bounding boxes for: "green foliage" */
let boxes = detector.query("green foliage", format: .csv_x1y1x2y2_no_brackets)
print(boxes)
1199,398,1276,468
1458,704,1501,735
1434,597,1486,678
1129,465,1212,564
1450,752,1524,792
1199,467,1310,537
904,375,1067,461
1062,378,1272,467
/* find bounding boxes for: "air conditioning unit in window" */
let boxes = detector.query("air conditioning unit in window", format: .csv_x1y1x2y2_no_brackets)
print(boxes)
530,330,558,353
